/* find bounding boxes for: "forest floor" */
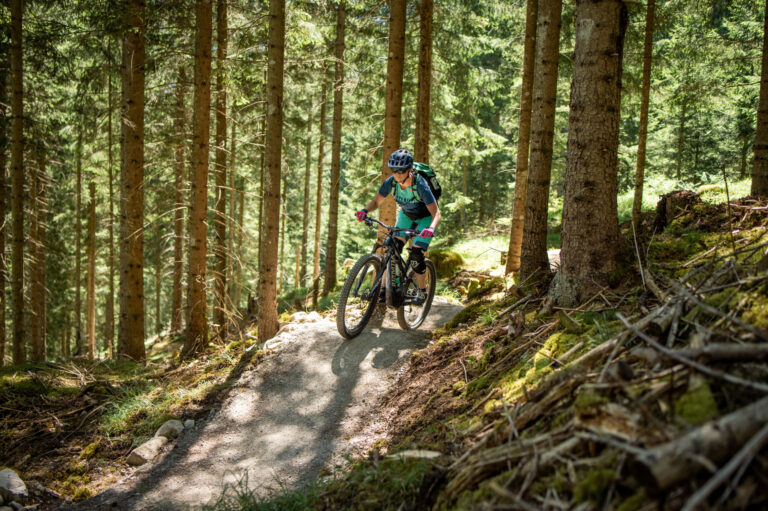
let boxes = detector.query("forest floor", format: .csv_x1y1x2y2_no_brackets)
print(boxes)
1,297,462,509
196,192,768,511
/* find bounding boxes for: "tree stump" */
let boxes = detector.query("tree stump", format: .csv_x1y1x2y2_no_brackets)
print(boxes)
654,190,702,231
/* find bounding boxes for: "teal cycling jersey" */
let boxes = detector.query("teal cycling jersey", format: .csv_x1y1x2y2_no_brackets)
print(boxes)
378,173,436,220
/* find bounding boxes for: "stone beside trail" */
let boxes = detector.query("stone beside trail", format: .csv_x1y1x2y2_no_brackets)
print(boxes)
65,299,462,510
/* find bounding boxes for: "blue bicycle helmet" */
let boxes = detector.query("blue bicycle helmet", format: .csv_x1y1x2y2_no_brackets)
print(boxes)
388,149,413,170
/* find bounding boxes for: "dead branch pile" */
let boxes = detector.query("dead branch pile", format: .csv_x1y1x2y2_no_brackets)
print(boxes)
434,202,768,510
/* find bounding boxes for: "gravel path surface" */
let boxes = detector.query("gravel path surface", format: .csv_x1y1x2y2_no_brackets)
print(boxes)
65,299,462,510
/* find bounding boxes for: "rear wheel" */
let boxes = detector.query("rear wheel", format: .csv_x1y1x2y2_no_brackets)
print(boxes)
336,254,382,339
397,260,436,330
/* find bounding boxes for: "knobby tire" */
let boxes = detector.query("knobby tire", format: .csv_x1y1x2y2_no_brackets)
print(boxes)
336,254,382,339
397,259,436,330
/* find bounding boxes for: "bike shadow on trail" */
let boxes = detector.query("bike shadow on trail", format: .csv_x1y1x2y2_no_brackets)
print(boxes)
67,301,462,511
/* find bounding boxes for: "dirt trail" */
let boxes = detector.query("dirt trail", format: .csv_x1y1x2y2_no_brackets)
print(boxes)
66,300,462,510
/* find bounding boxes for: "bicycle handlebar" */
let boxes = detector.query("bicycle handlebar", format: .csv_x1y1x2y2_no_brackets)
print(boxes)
364,217,425,239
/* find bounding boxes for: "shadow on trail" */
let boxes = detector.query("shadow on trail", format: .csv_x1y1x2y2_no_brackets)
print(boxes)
67,302,462,510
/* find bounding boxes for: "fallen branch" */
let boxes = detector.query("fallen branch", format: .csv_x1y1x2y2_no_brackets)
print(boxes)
616,312,768,393
672,282,768,342
673,343,768,363
681,421,768,511
630,395,768,491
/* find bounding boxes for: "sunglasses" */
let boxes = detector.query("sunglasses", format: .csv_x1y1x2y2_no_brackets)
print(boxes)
392,168,410,174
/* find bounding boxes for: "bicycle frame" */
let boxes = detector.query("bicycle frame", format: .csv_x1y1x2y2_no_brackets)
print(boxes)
364,218,421,308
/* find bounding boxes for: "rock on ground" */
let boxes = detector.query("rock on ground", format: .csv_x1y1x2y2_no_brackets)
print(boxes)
126,437,169,466
155,419,184,439
0,469,27,501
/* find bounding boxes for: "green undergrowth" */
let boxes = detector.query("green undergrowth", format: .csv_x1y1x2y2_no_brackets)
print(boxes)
207,456,438,511
1,330,263,501
278,286,341,315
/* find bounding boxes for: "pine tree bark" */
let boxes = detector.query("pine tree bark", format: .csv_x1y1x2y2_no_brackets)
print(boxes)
753,0,768,197
378,0,406,240
519,0,562,283
119,0,146,361
87,182,96,360
213,0,228,327
324,1,347,295
171,67,187,334
313,84,327,309
257,0,285,342
10,0,25,364
106,50,115,358
414,0,432,163
632,0,655,227
506,0,538,275
555,0,628,307
184,0,213,356
0,50,8,366
75,129,83,355
300,99,312,288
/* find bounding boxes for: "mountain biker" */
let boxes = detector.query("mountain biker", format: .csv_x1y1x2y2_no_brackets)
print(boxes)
356,148,442,305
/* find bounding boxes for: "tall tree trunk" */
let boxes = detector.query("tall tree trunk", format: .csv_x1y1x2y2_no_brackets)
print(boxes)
87,182,96,360
213,0,228,328
324,1,347,295
519,0,562,283
29,160,41,361
676,99,686,181
414,0,432,163
184,0,213,357
753,0,768,196
75,129,83,355
106,48,115,358
171,67,187,334
631,0,655,228
227,121,237,307
313,84,327,309
119,0,146,361
257,0,285,343
300,99,312,288
0,49,8,366
506,0,538,275
10,0,24,365
555,0,628,307
377,0,406,239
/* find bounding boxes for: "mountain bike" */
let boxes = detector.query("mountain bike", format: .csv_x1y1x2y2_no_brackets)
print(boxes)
336,217,437,340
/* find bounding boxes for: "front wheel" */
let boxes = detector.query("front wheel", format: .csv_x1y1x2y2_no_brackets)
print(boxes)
336,254,382,339
397,260,436,331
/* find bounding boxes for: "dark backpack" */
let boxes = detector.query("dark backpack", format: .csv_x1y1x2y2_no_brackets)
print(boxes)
411,162,442,202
